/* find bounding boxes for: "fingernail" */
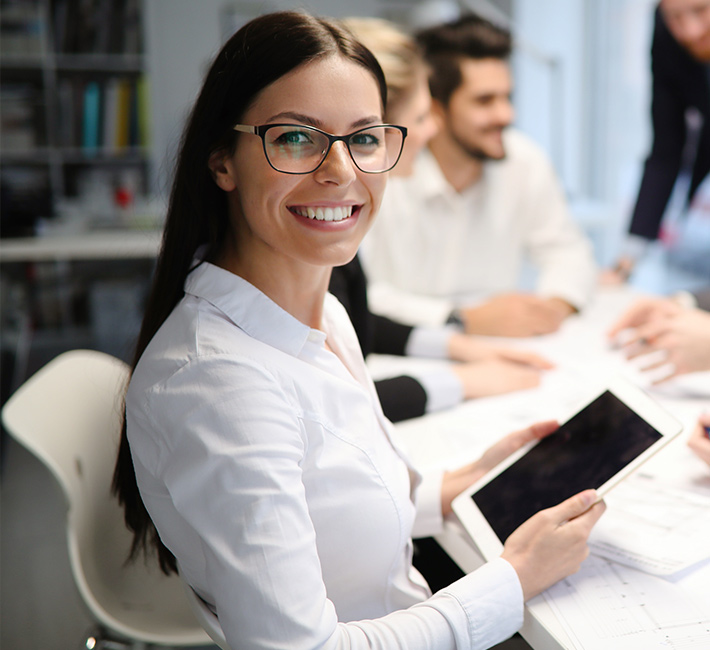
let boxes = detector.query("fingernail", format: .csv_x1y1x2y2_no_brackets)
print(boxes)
583,489,598,506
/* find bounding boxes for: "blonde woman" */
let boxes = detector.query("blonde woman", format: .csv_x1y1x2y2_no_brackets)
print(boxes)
330,17,552,423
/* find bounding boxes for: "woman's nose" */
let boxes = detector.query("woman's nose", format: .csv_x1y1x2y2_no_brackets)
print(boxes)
314,141,358,184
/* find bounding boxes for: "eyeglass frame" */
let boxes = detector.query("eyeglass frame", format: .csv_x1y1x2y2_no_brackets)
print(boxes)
232,123,408,175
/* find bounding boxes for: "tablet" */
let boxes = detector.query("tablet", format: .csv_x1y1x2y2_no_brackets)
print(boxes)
452,377,682,561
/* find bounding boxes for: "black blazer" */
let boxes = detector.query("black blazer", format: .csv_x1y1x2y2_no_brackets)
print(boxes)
695,289,710,311
329,255,428,422
629,6,710,240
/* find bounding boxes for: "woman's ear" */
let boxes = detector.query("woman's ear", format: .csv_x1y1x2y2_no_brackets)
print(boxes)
208,149,238,192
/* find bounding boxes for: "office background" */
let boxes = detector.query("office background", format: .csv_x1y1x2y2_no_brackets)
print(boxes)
0,0,668,648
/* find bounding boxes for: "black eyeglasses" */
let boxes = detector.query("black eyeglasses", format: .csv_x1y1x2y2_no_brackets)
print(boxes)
232,123,407,174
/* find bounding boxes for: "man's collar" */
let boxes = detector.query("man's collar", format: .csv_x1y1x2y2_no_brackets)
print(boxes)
412,147,453,199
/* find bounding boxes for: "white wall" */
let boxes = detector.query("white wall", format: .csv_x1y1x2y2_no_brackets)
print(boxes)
511,0,658,263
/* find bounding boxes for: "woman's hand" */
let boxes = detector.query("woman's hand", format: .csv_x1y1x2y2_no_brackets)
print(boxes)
459,294,573,337
624,308,710,380
447,332,554,370
502,489,606,601
607,297,682,342
451,359,543,400
441,420,559,516
688,414,710,467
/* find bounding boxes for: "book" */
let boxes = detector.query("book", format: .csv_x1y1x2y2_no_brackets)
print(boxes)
102,77,120,151
82,81,101,154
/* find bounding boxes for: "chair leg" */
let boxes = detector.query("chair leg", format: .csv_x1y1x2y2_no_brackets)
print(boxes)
83,626,144,650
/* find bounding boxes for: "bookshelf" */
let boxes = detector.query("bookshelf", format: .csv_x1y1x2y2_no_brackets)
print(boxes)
0,0,151,400
0,0,149,237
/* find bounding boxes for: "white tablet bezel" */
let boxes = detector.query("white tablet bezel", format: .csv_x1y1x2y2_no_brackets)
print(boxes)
451,376,683,561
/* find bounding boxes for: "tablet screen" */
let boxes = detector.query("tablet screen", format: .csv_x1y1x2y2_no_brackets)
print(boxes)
471,390,662,543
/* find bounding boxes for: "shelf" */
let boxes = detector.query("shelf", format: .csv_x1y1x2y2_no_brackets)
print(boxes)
0,229,162,263
58,148,149,164
54,53,144,73
0,54,46,70
0,148,53,165
1,148,148,165
2,0,149,260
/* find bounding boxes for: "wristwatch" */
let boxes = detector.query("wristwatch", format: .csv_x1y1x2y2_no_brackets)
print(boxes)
445,308,465,331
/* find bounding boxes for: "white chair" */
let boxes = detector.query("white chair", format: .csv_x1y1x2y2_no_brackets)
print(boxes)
2,350,213,649
181,582,229,649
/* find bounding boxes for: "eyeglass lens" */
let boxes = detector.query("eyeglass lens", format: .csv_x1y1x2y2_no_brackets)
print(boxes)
263,125,403,173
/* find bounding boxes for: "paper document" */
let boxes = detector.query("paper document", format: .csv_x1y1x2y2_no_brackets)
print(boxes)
544,554,710,650
588,473,710,575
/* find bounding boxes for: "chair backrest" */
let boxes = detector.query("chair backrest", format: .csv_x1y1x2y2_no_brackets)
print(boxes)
2,350,210,646
182,580,230,649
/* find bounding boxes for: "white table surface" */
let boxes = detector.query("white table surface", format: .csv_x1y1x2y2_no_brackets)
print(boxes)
370,285,710,650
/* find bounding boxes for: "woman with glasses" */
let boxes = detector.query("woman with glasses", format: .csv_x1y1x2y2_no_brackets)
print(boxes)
113,11,604,650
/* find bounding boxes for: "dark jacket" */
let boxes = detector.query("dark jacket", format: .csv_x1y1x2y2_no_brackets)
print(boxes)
329,255,428,422
629,6,710,241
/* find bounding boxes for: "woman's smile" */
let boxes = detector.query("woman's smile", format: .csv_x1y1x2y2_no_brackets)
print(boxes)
288,203,362,224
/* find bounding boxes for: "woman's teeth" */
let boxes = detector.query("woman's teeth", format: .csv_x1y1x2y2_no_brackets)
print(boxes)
293,206,353,222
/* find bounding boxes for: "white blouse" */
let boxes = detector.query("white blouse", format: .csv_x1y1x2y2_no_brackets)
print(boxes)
126,260,523,649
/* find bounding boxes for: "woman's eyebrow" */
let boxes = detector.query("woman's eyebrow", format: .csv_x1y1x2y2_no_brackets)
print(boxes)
351,115,383,129
266,111,322,126
265,112,383,130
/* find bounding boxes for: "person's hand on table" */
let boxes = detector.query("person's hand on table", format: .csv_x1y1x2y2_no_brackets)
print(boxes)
599,255,635,286
459,294,575,337
451,358,543,400
607,296,682,341
688,414,710,467
446,331,555,369
616,307,710,381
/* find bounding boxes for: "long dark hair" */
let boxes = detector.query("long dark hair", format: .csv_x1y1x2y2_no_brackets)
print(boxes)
112,10,387,575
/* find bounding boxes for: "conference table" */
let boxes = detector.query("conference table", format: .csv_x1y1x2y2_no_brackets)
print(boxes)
369,285,710,650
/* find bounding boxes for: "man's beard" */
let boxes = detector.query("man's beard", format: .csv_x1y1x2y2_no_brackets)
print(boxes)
450,126,507,162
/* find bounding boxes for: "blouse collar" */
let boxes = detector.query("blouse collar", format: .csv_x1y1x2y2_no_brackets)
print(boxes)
184,260,327,357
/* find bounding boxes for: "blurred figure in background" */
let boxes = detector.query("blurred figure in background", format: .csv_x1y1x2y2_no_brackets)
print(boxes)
330,17,553,423
360,12,597,338
606,0,710,285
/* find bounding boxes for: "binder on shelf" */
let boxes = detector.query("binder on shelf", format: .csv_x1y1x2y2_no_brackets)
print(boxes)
137,75,150,148
51,0,143,55
102,77,120,151
56,78,75,147
82,81,101,154
114,78,131,150
0,83,40,151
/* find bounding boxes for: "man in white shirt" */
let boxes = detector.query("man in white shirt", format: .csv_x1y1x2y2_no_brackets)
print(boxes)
361,13,597,337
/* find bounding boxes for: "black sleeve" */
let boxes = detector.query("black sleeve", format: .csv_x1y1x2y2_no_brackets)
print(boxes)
329,255,414,358
694,289,710,311
329,256,375,357
372,314,413,356
628,7,710,241
374,375,428,422
330,256,426,422
628,8,687,241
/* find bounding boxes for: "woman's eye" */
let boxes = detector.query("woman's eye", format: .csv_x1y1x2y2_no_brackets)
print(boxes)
274,130,312,145
350,133,379,147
